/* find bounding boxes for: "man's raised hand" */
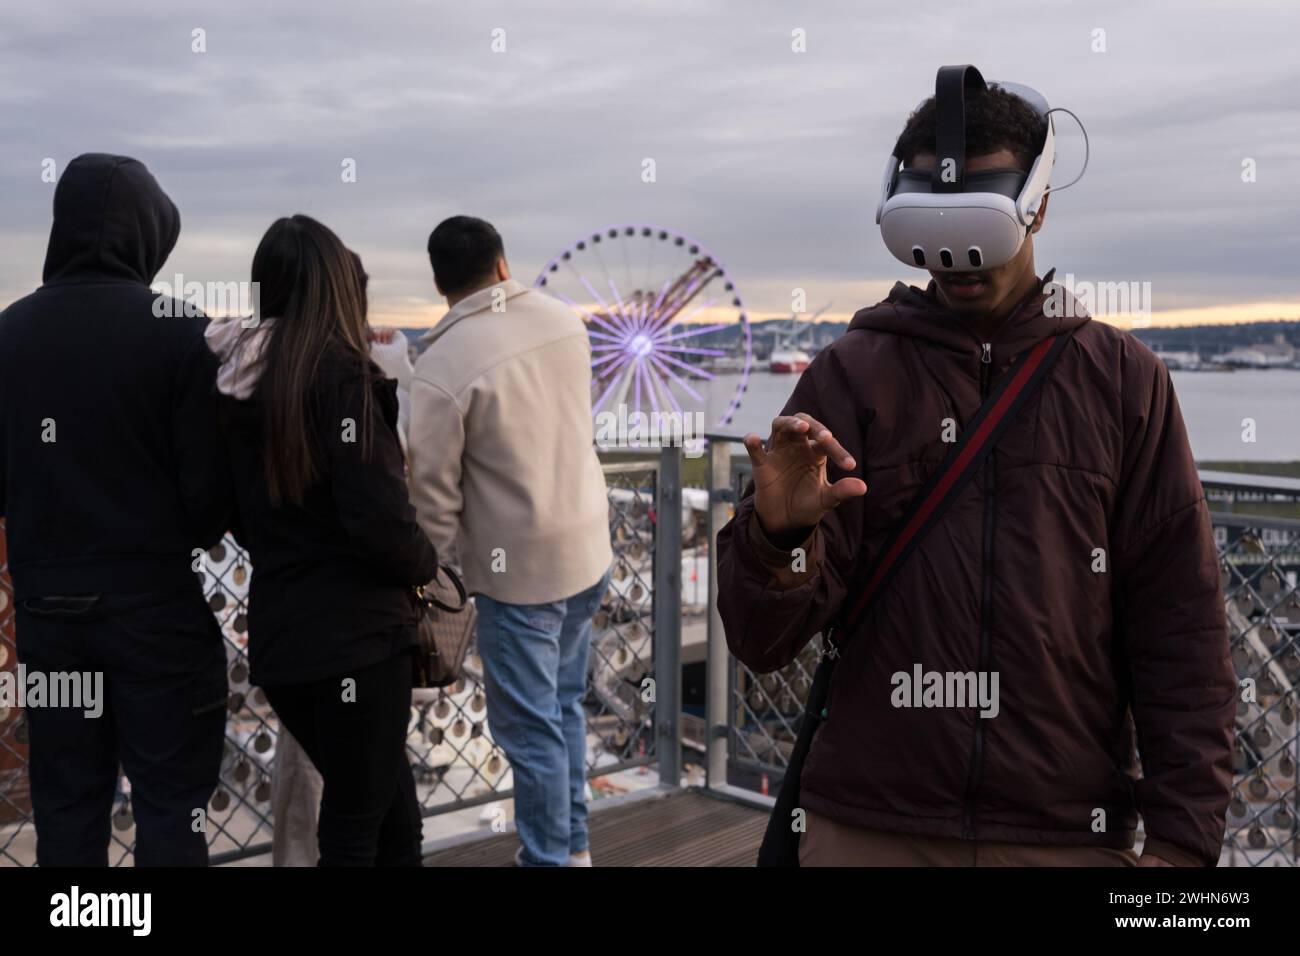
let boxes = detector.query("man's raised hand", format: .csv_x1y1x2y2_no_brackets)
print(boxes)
742,413,867,539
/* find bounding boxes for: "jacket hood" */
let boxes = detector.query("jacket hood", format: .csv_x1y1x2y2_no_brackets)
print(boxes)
42,153,180,285
206,317,412,407
848,269,1091,356
205,316,273,400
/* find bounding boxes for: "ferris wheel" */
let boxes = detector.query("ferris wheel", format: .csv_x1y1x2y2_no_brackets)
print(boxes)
533,224,753,429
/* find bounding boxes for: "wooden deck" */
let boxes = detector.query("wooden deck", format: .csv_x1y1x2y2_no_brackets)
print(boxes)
423,788,767,867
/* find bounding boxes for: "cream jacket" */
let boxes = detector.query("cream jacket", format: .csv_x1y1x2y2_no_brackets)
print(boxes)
408,279,611,604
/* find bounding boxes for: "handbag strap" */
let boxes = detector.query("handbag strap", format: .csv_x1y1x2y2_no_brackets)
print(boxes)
416,564,469,614
831,330,1075,648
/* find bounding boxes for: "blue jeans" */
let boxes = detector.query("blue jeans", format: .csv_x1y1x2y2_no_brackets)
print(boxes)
475,569,610,867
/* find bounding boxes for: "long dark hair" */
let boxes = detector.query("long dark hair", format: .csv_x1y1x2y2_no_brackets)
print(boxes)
248,215,375,506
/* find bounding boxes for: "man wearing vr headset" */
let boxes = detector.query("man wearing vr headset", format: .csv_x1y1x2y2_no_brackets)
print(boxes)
718,68,1234,866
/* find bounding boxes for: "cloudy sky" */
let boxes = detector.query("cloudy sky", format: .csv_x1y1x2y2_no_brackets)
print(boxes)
2,0,1298,328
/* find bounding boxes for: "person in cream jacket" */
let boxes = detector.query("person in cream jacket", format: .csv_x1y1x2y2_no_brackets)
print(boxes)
408,216,611,867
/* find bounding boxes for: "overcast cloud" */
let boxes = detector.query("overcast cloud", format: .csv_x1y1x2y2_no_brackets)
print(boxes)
2,0,1298,326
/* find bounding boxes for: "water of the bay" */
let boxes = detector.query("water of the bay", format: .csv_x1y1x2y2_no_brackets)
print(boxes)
701,368,1300,462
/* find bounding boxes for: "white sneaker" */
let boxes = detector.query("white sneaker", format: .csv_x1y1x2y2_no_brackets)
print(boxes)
513,846,594,867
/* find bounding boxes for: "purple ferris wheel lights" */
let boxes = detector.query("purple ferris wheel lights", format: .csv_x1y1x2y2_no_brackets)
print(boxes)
534,224,753,430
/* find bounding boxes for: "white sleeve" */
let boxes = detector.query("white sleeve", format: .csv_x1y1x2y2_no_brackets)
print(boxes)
407,374,464,556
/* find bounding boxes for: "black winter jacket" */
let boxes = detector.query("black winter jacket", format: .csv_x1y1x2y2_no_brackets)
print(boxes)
218,348,438,686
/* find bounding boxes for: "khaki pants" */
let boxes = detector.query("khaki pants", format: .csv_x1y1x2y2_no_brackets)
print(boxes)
270,726,323,867
800,811,1138,867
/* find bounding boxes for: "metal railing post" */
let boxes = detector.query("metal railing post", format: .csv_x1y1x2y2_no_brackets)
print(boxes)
653,445,683,787
705,439,733,788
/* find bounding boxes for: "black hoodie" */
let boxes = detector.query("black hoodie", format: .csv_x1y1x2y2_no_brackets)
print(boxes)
0,153,232,600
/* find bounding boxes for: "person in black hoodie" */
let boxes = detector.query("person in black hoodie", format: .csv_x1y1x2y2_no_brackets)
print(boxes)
206,215,438,867
0,154,232,866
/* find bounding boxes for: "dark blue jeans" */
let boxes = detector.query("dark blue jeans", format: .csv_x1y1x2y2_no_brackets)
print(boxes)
476,569,610,866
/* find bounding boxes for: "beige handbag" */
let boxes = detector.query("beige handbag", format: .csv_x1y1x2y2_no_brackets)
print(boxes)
413,565,475,689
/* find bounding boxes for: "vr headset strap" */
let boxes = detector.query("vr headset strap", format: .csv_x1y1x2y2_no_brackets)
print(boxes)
933,64,988,194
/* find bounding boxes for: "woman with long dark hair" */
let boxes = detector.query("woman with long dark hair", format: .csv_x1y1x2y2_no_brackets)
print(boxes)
206,215,437,866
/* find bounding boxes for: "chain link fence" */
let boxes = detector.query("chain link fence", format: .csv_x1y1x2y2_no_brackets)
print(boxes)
1210,475,1300,866
0,457,662,866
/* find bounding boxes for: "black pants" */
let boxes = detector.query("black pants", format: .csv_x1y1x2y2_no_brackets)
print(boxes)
15,588,228,867
264,649,422,867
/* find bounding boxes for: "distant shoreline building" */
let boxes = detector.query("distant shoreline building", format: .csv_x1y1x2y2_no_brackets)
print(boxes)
1212,333,1296,369
1153,350,1203,370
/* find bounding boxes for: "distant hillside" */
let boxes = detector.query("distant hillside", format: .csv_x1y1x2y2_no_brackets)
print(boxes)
1129,320,1299,355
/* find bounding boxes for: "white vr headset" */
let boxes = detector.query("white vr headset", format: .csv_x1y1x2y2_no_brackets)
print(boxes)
875,65,1059,273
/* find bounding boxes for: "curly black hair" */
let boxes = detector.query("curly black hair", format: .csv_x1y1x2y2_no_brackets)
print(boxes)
892,84,1047,172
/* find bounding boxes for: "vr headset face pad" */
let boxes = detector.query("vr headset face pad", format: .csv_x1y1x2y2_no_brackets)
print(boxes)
890,168,1030,200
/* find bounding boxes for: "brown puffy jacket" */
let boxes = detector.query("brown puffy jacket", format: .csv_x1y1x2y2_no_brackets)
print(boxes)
717,272,1235,865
